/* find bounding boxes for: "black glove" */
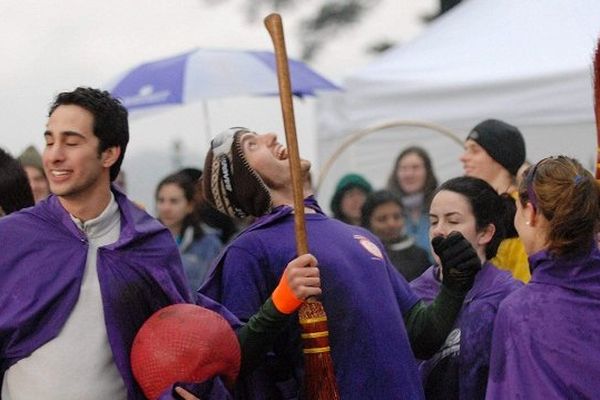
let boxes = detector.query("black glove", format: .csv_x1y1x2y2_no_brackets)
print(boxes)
431,231,481,294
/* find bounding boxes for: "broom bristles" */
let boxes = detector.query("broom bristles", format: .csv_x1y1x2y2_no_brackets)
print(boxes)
594,39,600,179
299,301,341,400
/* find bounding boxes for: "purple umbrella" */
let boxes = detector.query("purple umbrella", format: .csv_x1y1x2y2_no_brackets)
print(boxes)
109,48,340,111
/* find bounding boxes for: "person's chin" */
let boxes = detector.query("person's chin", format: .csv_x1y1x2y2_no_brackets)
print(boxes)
49,184,67,196
382,235,399,243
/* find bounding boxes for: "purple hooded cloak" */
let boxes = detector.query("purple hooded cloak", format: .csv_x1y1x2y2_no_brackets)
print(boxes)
411,262,522,399
201,197,424,400
0,188,238,399
487,248,600,399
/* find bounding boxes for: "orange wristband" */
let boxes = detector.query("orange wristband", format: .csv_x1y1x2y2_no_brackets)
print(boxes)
272,271,303,314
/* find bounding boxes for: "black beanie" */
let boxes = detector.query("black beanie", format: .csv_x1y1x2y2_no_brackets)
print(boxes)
466,119,526,176
202,127,272,219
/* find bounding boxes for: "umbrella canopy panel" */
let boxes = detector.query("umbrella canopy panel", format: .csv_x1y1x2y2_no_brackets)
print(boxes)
110,48,339,110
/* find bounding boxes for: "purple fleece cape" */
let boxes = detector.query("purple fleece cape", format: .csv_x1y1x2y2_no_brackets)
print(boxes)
487,247,600,399
411,263,522,399
201,197,424,400
0,188,239,400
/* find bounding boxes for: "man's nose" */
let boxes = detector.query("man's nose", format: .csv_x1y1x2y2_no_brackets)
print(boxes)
44,145,64,163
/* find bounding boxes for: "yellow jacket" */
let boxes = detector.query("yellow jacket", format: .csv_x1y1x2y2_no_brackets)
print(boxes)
491,237,530,282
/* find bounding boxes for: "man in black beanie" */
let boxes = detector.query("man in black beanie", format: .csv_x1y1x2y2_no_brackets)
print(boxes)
460,119,530,283
460,119,526,193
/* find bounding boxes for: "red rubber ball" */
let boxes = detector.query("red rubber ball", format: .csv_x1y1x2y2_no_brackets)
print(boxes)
131,304,241,400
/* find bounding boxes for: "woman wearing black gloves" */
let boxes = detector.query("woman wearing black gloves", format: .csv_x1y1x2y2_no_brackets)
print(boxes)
410,177,522,399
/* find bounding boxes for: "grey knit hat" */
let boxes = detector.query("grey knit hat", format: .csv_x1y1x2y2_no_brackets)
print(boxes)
202,127,272,219
18,145,44,174
466,119,526,176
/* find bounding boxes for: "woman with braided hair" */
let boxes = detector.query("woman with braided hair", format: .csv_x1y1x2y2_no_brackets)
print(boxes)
487,156,600,399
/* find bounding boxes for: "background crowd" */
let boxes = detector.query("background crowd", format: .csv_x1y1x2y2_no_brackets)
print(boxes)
0,89,599,400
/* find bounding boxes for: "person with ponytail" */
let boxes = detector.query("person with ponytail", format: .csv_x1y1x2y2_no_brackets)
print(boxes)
487,156,600,399
410,176,522,399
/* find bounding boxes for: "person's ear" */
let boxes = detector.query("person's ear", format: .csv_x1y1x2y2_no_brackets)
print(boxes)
523,202,538,227
185,200,195,215
477,223,495,247
101,146,121,168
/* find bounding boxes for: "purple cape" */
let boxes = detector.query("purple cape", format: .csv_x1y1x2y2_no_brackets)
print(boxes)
411,263,522,399
0,188,238,399
487,247,600,399
201,197,424,400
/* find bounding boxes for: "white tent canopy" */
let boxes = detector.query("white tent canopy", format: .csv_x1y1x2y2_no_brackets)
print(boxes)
315,0,600,210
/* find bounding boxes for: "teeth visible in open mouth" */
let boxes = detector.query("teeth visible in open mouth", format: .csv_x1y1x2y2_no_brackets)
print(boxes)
52,171,69,176
276,146,288,160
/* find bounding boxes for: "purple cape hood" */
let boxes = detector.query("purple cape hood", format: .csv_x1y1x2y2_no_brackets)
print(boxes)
487,247,600,399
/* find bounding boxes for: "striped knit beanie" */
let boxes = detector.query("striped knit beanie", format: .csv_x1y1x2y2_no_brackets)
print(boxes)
202,127,272,218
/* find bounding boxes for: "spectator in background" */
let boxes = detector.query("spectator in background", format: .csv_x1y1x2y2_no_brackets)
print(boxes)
411,176,522,399
156,172,223,291
179,167,239,244
361,190,430,281
460,119,530,282
18,145,50,203
487,156,600,399
0,147,34,217
386,146,438,260
330,173,372,225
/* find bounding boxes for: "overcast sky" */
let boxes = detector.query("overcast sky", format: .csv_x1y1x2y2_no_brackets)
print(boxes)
0,0,434,208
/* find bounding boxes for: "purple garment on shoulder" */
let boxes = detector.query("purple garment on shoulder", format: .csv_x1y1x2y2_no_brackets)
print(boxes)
487,248,600,399
0,188,238,400
201,197,424,400
411,262,522,399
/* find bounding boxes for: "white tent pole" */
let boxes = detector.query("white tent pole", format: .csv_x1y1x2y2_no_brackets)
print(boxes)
202,101,212,145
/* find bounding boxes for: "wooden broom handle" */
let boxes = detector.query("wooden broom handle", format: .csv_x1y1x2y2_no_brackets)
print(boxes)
264,13,309,255
594,41,600,180
265,19,341,400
